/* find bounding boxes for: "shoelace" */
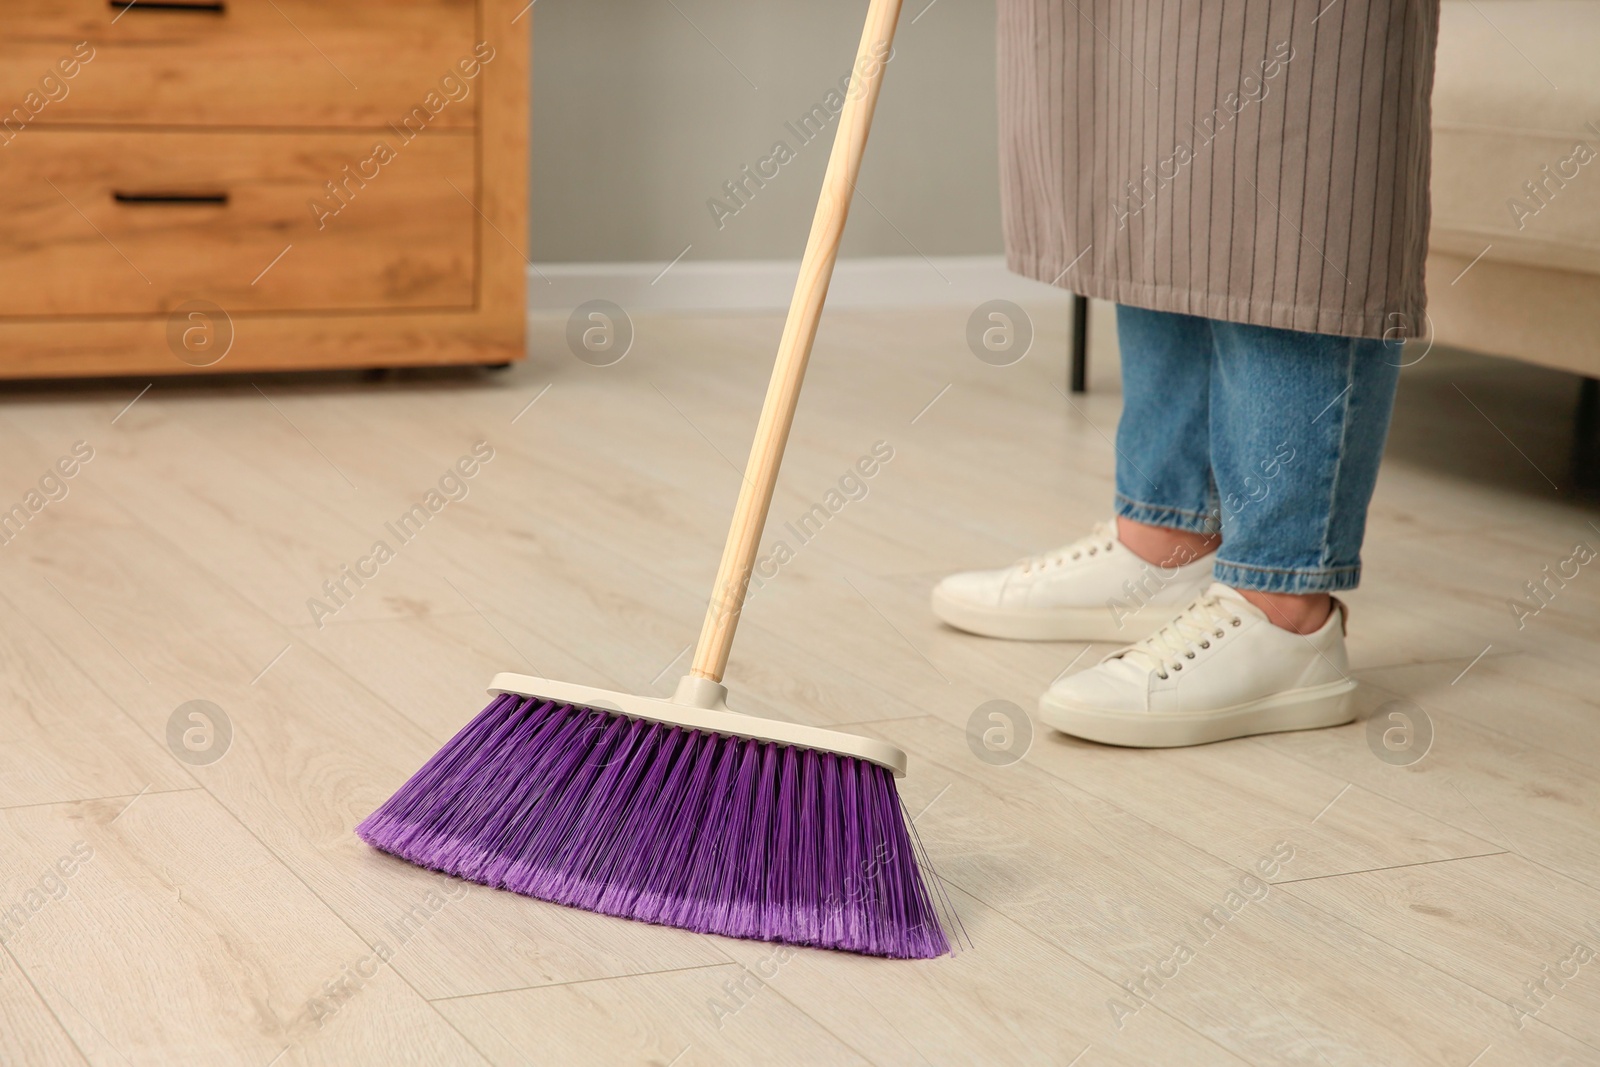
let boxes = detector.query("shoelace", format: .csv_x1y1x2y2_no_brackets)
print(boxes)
1017,522,1118,574
1117,593,1243,679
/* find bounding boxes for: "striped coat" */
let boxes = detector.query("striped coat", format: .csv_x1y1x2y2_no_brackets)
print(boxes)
998,0,1440,339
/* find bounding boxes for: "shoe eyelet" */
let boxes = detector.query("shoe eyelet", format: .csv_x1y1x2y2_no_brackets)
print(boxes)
1173,663,1183,671
1199,641,1210,649
1214,629,1225,638
1184,652,1195,659
1231,618,1242,627
1157,672,1169,680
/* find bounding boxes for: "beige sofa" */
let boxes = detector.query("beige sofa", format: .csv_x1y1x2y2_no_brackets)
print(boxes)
1427,0,1600,383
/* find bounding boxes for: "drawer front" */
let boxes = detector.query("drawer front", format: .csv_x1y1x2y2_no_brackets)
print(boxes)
0,0,482,129
0,130,476,316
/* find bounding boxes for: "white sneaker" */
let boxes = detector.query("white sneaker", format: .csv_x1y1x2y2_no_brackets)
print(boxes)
931,521,1215,641
1038,583,1358,747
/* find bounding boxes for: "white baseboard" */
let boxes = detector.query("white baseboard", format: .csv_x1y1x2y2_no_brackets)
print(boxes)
526,255,1074,312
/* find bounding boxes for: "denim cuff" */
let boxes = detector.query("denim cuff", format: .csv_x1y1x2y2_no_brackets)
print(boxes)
1114,493,1221,537
1212,558,1362,594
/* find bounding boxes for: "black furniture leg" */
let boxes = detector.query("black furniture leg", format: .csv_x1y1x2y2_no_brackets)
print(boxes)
1577,376,1599,442
1576,376,1599,492
1069,293,1089,394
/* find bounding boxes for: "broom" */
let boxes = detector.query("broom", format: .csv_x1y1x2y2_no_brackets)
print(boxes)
358,0,951,959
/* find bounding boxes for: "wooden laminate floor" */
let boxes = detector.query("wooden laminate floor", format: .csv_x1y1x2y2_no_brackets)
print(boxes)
1,301,1597,1066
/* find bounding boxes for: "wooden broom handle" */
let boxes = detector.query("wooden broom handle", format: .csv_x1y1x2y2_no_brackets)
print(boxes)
690,0,904,683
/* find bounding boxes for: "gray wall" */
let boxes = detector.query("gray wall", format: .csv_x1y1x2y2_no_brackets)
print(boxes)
529,0,1003,263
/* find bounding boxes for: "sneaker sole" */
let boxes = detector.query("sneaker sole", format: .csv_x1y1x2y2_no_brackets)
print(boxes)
1037,679,1359,748
931,587,1181,643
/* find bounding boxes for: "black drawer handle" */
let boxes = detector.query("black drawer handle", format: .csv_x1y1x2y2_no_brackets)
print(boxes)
110,1,227,13
113,191,230,205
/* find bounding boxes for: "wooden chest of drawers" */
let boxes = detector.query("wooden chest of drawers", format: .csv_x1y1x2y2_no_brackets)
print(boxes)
0,0,527,378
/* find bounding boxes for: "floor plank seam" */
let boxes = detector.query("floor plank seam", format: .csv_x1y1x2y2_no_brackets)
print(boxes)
424,961,734,1002
1018,749,1503,886
943,881,1259,1066
1262,726,1600,848
0,787,204,814
194,785,501,1066
765,981,895,1067
1270,850,1510,885
0,939,94,1067
0,586,209,798
61,468,290,641
919,759,1571,1061
1346,647,1521,676
1274,875,1600,1062
281,607,486,632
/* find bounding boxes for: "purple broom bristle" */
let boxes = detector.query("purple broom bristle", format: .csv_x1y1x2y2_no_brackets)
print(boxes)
357,694,951,959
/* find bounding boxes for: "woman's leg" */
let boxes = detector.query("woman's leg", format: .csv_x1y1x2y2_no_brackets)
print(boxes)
1039,314,1402,747
928,304,1225,643
1206,320,1402,630
1113,305,1222,566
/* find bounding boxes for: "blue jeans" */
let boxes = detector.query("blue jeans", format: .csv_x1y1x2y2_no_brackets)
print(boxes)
1114,305,1401,594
